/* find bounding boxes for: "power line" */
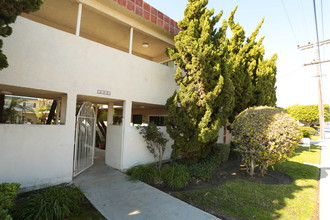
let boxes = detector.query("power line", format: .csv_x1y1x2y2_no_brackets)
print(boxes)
280,0,298,44
321,0,325,41
297,0,310,42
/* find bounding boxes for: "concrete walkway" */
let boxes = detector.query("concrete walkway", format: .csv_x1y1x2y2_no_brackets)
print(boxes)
319,129,330,220
74,149,219,220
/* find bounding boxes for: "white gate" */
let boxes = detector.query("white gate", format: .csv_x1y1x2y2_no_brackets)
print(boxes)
73,101,96,177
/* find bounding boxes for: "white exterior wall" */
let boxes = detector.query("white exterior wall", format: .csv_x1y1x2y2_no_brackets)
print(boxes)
0,125,74,189
122,126,173,169
0,17,176,188
106,125,123,169
1,17,176,104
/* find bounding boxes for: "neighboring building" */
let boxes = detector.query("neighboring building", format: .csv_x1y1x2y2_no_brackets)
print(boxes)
0,0,226,190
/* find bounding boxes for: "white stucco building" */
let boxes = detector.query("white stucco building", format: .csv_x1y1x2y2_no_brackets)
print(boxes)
0,0,227,190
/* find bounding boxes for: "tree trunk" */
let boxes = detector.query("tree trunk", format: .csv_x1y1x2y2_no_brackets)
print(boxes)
248,159,255,176
46,100,57,124
0,94,4,123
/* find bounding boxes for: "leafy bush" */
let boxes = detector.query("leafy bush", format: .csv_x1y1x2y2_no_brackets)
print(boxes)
299,126,318,138
126,163,161,185
14,185,84,220
285,104,330,127
0,183,20,220
186,144,229,181
233,106,302,176
162,165,190,190
213,143,230,164
137,123,168,169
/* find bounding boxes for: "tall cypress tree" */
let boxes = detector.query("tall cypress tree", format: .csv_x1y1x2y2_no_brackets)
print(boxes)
227,6,277,122
166,0,234,162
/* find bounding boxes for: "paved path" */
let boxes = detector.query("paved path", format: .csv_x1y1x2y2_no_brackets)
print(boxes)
74,149,220,220
319,129,330,220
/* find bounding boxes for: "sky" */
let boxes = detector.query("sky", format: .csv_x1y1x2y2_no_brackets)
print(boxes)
144,0,330,108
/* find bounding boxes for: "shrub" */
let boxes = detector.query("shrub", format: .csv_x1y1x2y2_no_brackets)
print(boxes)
213,143,230,164
14,185,84,220
126,163,161,185
186,144,229,181
162,165,190,190
233,106,302,176
299,126,318,138
0,183,20,220
137,123,168,169
285,104,330,127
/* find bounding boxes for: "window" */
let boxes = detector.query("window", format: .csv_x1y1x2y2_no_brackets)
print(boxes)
133,114,143,125
149,116,166,126
1,94,66,125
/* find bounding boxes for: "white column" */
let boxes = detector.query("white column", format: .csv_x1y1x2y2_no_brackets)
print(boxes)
60,95,67,125
66,94,77,178
121,100,132,169
107,103,114,125
75,3,83,36
129,27,134,54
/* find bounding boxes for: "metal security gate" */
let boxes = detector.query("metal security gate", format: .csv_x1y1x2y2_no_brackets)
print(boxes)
73,101,96,177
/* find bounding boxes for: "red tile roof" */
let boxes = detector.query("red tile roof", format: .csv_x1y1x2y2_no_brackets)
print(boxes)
112,0,180,35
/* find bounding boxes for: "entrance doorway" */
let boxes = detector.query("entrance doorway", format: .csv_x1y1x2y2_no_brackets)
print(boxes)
73,101,96,177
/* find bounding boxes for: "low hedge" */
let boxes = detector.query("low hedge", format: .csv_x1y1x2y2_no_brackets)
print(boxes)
13,185,84,220
299,126,318,138
0,183,20,220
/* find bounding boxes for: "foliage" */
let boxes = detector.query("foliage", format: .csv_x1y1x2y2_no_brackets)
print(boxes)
233,106,301,176
14,185,84,220
172,145,320,220
34,105,50,124
227,6,277,122
299,126,318,138
285,104,330,127
126,144,228,189
126,163,161,185
137,123,168,169
3,98,34,123
213,143,230,164
161,165,190,190
165,0,234,163
0,183,20,220
187,144,230,181
0,0,43,70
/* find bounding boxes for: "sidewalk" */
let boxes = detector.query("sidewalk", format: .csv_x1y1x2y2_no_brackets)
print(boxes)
74,152,220,220
319,137,330,220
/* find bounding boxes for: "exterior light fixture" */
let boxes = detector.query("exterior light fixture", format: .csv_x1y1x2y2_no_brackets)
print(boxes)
0,90,12,95
142,42,149,48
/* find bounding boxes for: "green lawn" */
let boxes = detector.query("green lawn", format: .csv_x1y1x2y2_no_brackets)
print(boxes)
172,145,320,220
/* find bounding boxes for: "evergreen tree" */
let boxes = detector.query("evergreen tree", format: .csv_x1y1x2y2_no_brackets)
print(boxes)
0,0,43,70
166,0,234,162
227,7,277,121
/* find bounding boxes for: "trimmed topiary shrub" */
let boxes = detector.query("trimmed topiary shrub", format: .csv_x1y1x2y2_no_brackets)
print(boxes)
0,183,20,220
233,106,302,176
162,165,190,190
299,126,318,138
126,163,161,185
14,185,84,220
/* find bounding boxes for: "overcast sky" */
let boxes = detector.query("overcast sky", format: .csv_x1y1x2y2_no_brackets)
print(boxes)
145,0,330,108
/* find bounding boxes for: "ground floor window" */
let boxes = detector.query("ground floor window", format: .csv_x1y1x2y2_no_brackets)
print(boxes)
0,86,67,125
149,116,166,126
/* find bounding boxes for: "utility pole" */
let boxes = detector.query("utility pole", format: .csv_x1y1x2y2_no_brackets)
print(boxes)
296,0,329,140
298,39,330,139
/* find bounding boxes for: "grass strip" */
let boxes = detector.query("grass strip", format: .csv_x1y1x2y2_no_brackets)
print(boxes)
173,145,320,220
